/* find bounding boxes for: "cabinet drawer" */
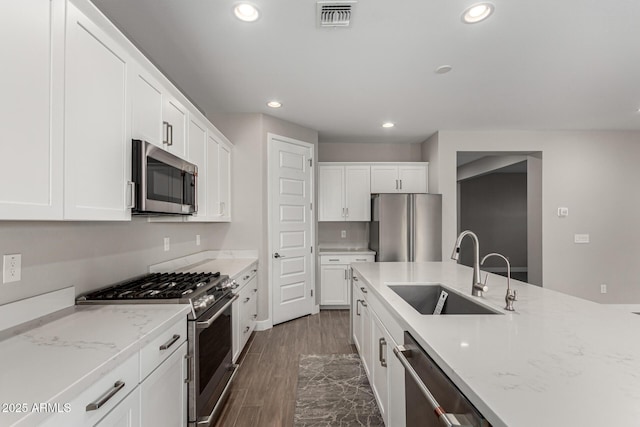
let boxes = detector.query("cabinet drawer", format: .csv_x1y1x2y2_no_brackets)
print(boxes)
233,263,258,290
139,316,187,381
320,255,350,264
349,254,375,263
42,353,139,427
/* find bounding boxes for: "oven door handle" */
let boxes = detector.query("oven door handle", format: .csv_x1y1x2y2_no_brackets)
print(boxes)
196,294,239,329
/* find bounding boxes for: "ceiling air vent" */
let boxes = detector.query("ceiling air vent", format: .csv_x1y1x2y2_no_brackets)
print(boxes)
317,1,357,28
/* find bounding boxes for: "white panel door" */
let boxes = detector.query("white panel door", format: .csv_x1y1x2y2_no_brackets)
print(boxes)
0,0,63,219
131,67,163,146
218,141,232,222
318,165,344,221
186,117,208,220
345,165,371,221
398,165,428,193
64,3,130,220
320,264,348,305
370,165,399,193
269,135,314,325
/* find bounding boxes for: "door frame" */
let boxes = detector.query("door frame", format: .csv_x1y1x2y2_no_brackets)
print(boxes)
266,133,317,329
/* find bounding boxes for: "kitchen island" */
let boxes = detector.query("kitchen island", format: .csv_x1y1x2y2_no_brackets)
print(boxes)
351,261,640,427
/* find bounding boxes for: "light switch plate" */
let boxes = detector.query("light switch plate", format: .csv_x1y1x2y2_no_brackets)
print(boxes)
558,207,569,217
341,230,347,238
3,254,22,284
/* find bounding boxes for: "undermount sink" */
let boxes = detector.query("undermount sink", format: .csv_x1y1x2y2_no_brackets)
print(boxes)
388,283,502,315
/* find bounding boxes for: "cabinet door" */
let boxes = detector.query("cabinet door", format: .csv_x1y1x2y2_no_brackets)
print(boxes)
64,3,131,220
398,165,427,193
371,313,389,425
320,264,349,305
140,341,187,427
318,165,345,221
351,283,363,352
205,133,220,219
0,0,63,219
186,117,208,220
218,141,232,222
162,96,187,158
370,165,399,193
344,165,371,221
96,388,141,427
131,67,163,147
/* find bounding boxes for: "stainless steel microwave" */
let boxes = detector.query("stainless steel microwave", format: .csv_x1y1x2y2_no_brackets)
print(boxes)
131,139,197,215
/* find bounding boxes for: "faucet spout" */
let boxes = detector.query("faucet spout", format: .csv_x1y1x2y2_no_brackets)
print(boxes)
452,230,486,296
480,252,516,311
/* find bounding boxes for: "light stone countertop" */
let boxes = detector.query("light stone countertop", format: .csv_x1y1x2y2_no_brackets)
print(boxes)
0,304,190,426
351,261,640,427
319,248,376,255
178,258,258,280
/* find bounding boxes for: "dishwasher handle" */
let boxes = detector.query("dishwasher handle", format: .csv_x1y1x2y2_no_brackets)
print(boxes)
393,345,473,427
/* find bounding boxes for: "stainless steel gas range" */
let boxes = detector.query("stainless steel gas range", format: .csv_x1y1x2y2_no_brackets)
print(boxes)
77,271,239,427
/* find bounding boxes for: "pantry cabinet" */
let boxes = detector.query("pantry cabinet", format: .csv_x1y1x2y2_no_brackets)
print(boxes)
371,163,428,193
64,2,131,220
318,164,371,222
0,0,64,220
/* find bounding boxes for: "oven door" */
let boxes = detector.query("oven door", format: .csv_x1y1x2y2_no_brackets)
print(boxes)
188,294,238,427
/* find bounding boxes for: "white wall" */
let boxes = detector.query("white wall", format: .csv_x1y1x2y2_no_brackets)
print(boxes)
0,219,215,305
423,130,640,303
319,141,423,162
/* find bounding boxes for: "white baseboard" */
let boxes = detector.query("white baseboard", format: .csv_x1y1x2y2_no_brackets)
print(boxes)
255,319,273,331
312,304,320,314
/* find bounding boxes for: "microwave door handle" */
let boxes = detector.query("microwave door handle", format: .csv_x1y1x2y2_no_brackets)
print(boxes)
193,170,198,214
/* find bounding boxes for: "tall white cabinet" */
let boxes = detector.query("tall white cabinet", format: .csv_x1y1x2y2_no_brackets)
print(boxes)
64,2,131,221
0,0,64,219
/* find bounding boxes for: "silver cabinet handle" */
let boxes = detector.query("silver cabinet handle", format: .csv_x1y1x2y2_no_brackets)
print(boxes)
244,326,250,333
252,314,257,320
353,276,359,282
361,301,368,307
394,345,460,427
162,121,169,145
253,288,257,293
243,297,250,303
342,207,345,216
356,299,361,316
355,258,367,262
243,275,250,280
273,252,285,258
251,269,257,273
360,287,367,294
184,353,192,384
220,201,225,215
167,123,174,146
399,179,402,190
395,179,399,189
159,334,180,351
346,207,349,217
379,338,387,367
329,258,339,261
126,181,135,209
344,269,347,280
86,381,125,411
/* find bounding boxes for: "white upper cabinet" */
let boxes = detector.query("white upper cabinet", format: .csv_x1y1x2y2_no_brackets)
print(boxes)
64,2,131,220
186,116,208,220
0,0,64,219
162,96,187,158
218,140,232,222
318,164,370,222
131,67,163,146
371,163,428,193
203,129,233,222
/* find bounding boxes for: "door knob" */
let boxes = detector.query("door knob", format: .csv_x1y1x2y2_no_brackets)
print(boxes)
274,252,285,258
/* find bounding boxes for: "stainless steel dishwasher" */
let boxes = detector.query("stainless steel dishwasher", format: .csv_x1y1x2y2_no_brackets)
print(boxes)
394,332,492,427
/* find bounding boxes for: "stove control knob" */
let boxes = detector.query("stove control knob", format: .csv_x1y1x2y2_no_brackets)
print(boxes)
230,280,239,290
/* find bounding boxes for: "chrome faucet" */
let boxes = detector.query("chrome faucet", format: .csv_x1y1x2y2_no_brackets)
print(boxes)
480,252,517,311
451,230,488,297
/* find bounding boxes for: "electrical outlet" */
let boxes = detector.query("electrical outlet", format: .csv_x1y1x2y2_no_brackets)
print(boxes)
600,284,607,294
574,234,590,244
341,230,347,238
196,235,201,246
3,254,22,284
164,237,170,252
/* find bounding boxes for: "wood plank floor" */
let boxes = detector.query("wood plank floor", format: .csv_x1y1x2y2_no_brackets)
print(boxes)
214,310,355,427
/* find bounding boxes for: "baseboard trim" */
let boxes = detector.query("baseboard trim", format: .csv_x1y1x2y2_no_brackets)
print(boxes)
255,319,273,331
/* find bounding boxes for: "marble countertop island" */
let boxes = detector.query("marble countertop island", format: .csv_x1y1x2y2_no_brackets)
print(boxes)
0,304,189,426
351,262,640,427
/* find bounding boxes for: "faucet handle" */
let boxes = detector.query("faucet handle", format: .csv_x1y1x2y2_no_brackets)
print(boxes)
475,274,489,293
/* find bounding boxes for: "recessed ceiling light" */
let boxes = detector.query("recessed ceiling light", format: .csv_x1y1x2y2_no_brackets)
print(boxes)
267,101,282,108
435,65,453,74
382,122,395,128
462,2,494,24
234,3,259,22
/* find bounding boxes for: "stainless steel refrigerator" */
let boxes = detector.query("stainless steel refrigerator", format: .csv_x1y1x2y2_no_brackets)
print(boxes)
370,194,442,262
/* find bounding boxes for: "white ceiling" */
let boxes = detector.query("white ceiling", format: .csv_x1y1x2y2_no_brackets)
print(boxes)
92,0,640,144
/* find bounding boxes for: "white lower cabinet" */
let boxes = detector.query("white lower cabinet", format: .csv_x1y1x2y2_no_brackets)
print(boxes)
140,341,188,427
231,263,259,362
352,275,406,427
320,254,375,307
96,388,141,427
